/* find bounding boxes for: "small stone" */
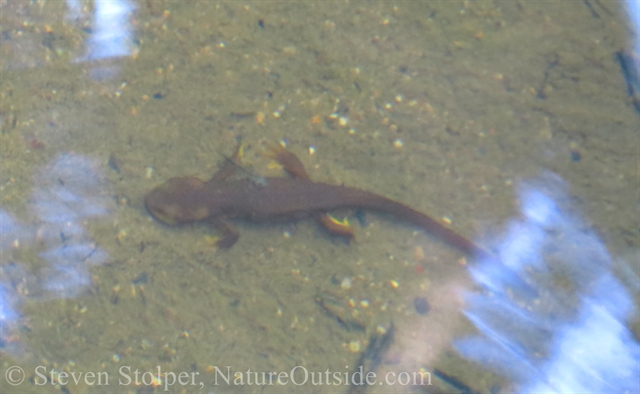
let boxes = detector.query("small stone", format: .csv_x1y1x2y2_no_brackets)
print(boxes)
413,297,430,315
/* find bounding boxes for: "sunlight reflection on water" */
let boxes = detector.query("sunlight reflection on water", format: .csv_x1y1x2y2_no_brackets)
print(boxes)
0,154,111,352
67,0,136,79
456,174,640,393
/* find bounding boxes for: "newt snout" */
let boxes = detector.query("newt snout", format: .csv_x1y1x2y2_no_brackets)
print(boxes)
145,177,212,225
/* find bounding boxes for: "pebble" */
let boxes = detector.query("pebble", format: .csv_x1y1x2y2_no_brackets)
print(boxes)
413,297,430,315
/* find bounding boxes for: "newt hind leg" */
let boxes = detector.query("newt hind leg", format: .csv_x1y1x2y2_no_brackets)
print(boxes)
212,218,240,249
263,142,355,241
316,214,355,242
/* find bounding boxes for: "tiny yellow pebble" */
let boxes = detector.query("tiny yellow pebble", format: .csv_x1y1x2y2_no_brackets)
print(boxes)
414,246,425,261
273,104,286,118
204,235,220,246
348,340,361,353
393,139,403,149
282,46,297,56
256,111,265,125
116,229,127,242
151,375,162,387
390,280,399,289
442,216,452,225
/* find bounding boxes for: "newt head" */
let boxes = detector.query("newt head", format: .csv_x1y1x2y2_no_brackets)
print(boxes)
144,177,211,225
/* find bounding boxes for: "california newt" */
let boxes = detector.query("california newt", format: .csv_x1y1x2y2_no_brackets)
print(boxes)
144,143,490,259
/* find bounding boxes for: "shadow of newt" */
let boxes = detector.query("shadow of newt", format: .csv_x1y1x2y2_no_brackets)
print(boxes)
144,143,491,259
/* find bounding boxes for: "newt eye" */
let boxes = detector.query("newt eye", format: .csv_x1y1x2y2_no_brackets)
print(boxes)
148,204,178,225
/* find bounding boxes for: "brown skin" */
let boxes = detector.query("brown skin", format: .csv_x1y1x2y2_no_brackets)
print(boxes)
145,144,491,259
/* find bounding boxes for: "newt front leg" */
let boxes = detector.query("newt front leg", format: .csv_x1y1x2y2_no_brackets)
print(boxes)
212,218,240,249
